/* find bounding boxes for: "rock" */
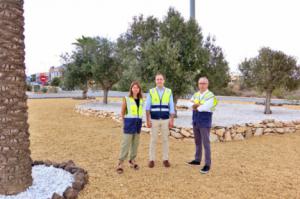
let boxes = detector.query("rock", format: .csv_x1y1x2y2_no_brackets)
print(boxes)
224,131,232,142
283,122,294,127
72,180,85,191
296,125,300,130
65,166,80,174
245,129,253,138
141,127,151,133
52,193,64,199
63,187,79,199
274,122,284,128
32,160,44,166
59,162,68,169
236,126,247,134
52,162,60,168
266,123,276,128
253,123,264,128
263,128,273,134
215,128,225,137
275,128,285,134
170,130,183,139
293,120,300,125
170,128,181,133
262,119,275,124
74,171,88,184
180,129,191,138
209,134,219,142
246,123,255,127
44,160,52,166
233,133,244,141
284,127,296,133
65,160,76,172
254,128,264,136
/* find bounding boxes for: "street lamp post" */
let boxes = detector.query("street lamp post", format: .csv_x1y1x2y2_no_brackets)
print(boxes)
190,0,195,19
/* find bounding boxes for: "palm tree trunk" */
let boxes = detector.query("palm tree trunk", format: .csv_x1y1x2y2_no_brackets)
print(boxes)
0,0,33,195
264,90,272,114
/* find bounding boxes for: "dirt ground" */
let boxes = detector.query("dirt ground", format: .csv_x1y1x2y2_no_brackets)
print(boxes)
28,99,300,199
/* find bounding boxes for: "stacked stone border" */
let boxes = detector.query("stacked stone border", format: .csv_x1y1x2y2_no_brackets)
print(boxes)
32,160,88,199
75,103,300,143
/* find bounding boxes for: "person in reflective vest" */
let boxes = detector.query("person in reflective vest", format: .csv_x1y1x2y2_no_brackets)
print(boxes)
146,73,175,168
187,77,218,174
116,81,144,174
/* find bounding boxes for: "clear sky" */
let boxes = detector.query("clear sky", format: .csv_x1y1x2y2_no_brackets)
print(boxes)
24,0,300,75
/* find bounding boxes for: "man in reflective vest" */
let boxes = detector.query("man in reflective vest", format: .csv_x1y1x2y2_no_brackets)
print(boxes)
187,77,218,174
146,73,175,168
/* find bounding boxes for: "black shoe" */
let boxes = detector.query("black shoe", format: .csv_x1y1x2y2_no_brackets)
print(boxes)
187,160,200,165
200,165,210,174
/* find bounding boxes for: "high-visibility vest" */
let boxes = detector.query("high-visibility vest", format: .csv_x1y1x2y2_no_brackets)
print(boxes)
192,90,218,111
192,90,217,128
149,87,172,119
123,97,144,134
124,97,143,119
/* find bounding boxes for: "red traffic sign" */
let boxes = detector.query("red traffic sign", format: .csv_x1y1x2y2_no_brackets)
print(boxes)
39,74,48,83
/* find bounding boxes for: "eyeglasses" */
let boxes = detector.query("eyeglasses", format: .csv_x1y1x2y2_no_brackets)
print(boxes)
198,83,208,85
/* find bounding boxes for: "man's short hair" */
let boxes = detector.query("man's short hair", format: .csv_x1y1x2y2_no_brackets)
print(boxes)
198,76,209,83
155,72,165,80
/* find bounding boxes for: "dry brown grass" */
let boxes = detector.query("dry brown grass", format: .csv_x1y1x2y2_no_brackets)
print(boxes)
28,99,300,199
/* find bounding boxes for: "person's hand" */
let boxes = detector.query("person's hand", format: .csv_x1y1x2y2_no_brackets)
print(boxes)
146,120,152,128
169,119,174,128
192,103,200,110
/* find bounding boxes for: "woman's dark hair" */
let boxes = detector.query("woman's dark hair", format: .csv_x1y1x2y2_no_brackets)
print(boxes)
129,81,143,99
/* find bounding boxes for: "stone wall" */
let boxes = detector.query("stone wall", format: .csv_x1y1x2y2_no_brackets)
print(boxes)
75,106,300,143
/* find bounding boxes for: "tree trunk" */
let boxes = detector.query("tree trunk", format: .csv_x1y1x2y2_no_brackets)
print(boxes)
0,0,33,195
173,96,178,118
103,88,109,104
82,84,88,99
264,90,272,114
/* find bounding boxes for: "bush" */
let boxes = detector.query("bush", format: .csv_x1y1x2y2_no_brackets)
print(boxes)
33,85,40,92
26,84,32,91
47,86,58,93
41,87,48,93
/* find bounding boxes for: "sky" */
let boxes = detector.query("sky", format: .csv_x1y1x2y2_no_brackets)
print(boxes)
24,0,300,75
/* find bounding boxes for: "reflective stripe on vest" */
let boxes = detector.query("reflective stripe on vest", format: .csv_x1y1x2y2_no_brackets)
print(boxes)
193,90,218,111
124,97,143,119
149,87,171,119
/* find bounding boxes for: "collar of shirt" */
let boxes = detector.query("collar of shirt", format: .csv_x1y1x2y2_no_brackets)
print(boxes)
198,89,209,98
156,86,165,91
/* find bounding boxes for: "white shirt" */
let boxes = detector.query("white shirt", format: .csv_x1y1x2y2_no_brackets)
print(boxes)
189,89,214,112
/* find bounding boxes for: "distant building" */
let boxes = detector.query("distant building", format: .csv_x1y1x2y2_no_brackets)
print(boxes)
49,66,64,81
29,65,65,85
229,72,241,83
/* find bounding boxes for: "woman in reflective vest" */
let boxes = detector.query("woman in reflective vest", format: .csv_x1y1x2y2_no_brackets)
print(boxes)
116,81,144,174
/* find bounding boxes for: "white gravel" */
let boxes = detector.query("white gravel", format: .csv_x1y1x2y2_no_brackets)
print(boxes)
0,165,74,199
78,100,300,127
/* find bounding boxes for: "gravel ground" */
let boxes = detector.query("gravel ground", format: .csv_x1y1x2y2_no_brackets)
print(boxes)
78,99,300,127
28,99,300,199
0,165,73,199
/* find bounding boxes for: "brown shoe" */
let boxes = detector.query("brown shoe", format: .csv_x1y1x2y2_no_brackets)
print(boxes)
148,161,155,168
163,160,171,168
